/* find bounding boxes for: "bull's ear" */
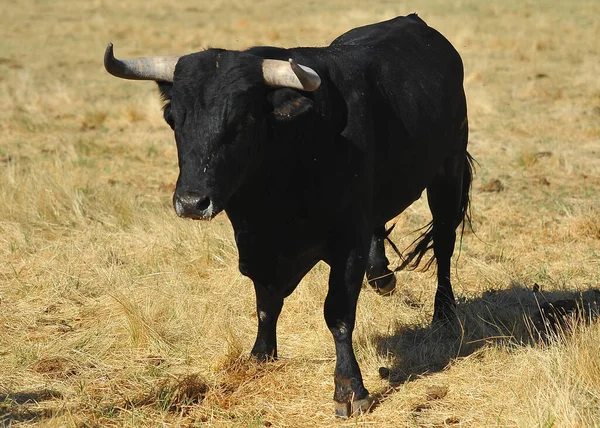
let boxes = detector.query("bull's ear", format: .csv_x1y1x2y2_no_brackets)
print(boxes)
157,81,173,101
268,88,313,121
157,82,175,129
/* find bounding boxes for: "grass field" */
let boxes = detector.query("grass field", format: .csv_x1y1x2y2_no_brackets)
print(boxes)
1,0,599,426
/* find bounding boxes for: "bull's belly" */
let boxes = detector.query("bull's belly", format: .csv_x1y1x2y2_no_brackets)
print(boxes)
373,189,424,226
371,161,436,225
370,135,449,225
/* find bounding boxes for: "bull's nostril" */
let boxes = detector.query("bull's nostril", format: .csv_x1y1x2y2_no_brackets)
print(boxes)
174,191,214,219
197,197,211,212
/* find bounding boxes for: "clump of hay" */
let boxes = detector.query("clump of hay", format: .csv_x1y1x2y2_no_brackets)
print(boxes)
132,373,209,413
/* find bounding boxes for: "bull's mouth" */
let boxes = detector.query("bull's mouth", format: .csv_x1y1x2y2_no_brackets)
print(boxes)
176,210,219,221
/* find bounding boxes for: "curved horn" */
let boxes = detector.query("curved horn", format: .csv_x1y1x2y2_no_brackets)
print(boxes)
104,42,180,82
262,58,321,91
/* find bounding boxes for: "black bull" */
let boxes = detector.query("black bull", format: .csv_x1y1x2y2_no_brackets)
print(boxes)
104,14,473,417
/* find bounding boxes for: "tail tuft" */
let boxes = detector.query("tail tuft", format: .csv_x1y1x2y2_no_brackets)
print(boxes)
393,151,475,272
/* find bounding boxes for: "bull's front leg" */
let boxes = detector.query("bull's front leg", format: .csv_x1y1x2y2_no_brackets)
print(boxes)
325,246,372,418
250,281,284,361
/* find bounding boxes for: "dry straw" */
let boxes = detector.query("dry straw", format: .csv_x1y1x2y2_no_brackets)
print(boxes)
1,0,599,426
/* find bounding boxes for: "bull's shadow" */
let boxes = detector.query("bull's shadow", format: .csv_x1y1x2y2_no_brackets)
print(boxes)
0,389,61,425
371,283,599,387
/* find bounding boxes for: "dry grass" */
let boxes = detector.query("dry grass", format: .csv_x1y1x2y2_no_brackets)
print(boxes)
1,0,599,426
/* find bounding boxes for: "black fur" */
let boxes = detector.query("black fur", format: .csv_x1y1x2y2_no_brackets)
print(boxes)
123,14,474,413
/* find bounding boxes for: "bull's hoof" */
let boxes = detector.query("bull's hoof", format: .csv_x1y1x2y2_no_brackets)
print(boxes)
376,275,396,295
368,273,396,296
250,348,277,362
334,396,373,418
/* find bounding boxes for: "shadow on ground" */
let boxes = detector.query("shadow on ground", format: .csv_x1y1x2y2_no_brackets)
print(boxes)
372,283,600,387
0,389,62,425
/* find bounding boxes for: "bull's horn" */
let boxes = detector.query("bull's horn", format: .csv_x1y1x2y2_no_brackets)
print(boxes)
104,42,180,82
262,58,321,91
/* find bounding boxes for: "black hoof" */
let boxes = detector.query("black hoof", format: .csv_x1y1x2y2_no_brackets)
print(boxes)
368,272,396,296
334,396,373,418
250,350,277,362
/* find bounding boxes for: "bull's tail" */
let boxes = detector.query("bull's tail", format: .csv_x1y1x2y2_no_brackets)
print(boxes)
393,151,474,272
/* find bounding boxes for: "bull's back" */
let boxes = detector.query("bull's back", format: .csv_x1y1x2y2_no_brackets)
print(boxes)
331,14,464,132
331,15,467,223
330,14,427,47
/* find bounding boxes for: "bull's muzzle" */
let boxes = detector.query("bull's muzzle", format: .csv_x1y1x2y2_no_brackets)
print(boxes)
173,191,215,220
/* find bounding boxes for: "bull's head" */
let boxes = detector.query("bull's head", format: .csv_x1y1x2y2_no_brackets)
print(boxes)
104,43,321,220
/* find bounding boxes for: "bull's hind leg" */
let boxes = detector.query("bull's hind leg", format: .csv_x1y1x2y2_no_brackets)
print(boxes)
366,225,396,295
427,152,471,324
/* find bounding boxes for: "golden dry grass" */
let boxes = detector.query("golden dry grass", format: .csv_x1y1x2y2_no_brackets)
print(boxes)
1,0,599,426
